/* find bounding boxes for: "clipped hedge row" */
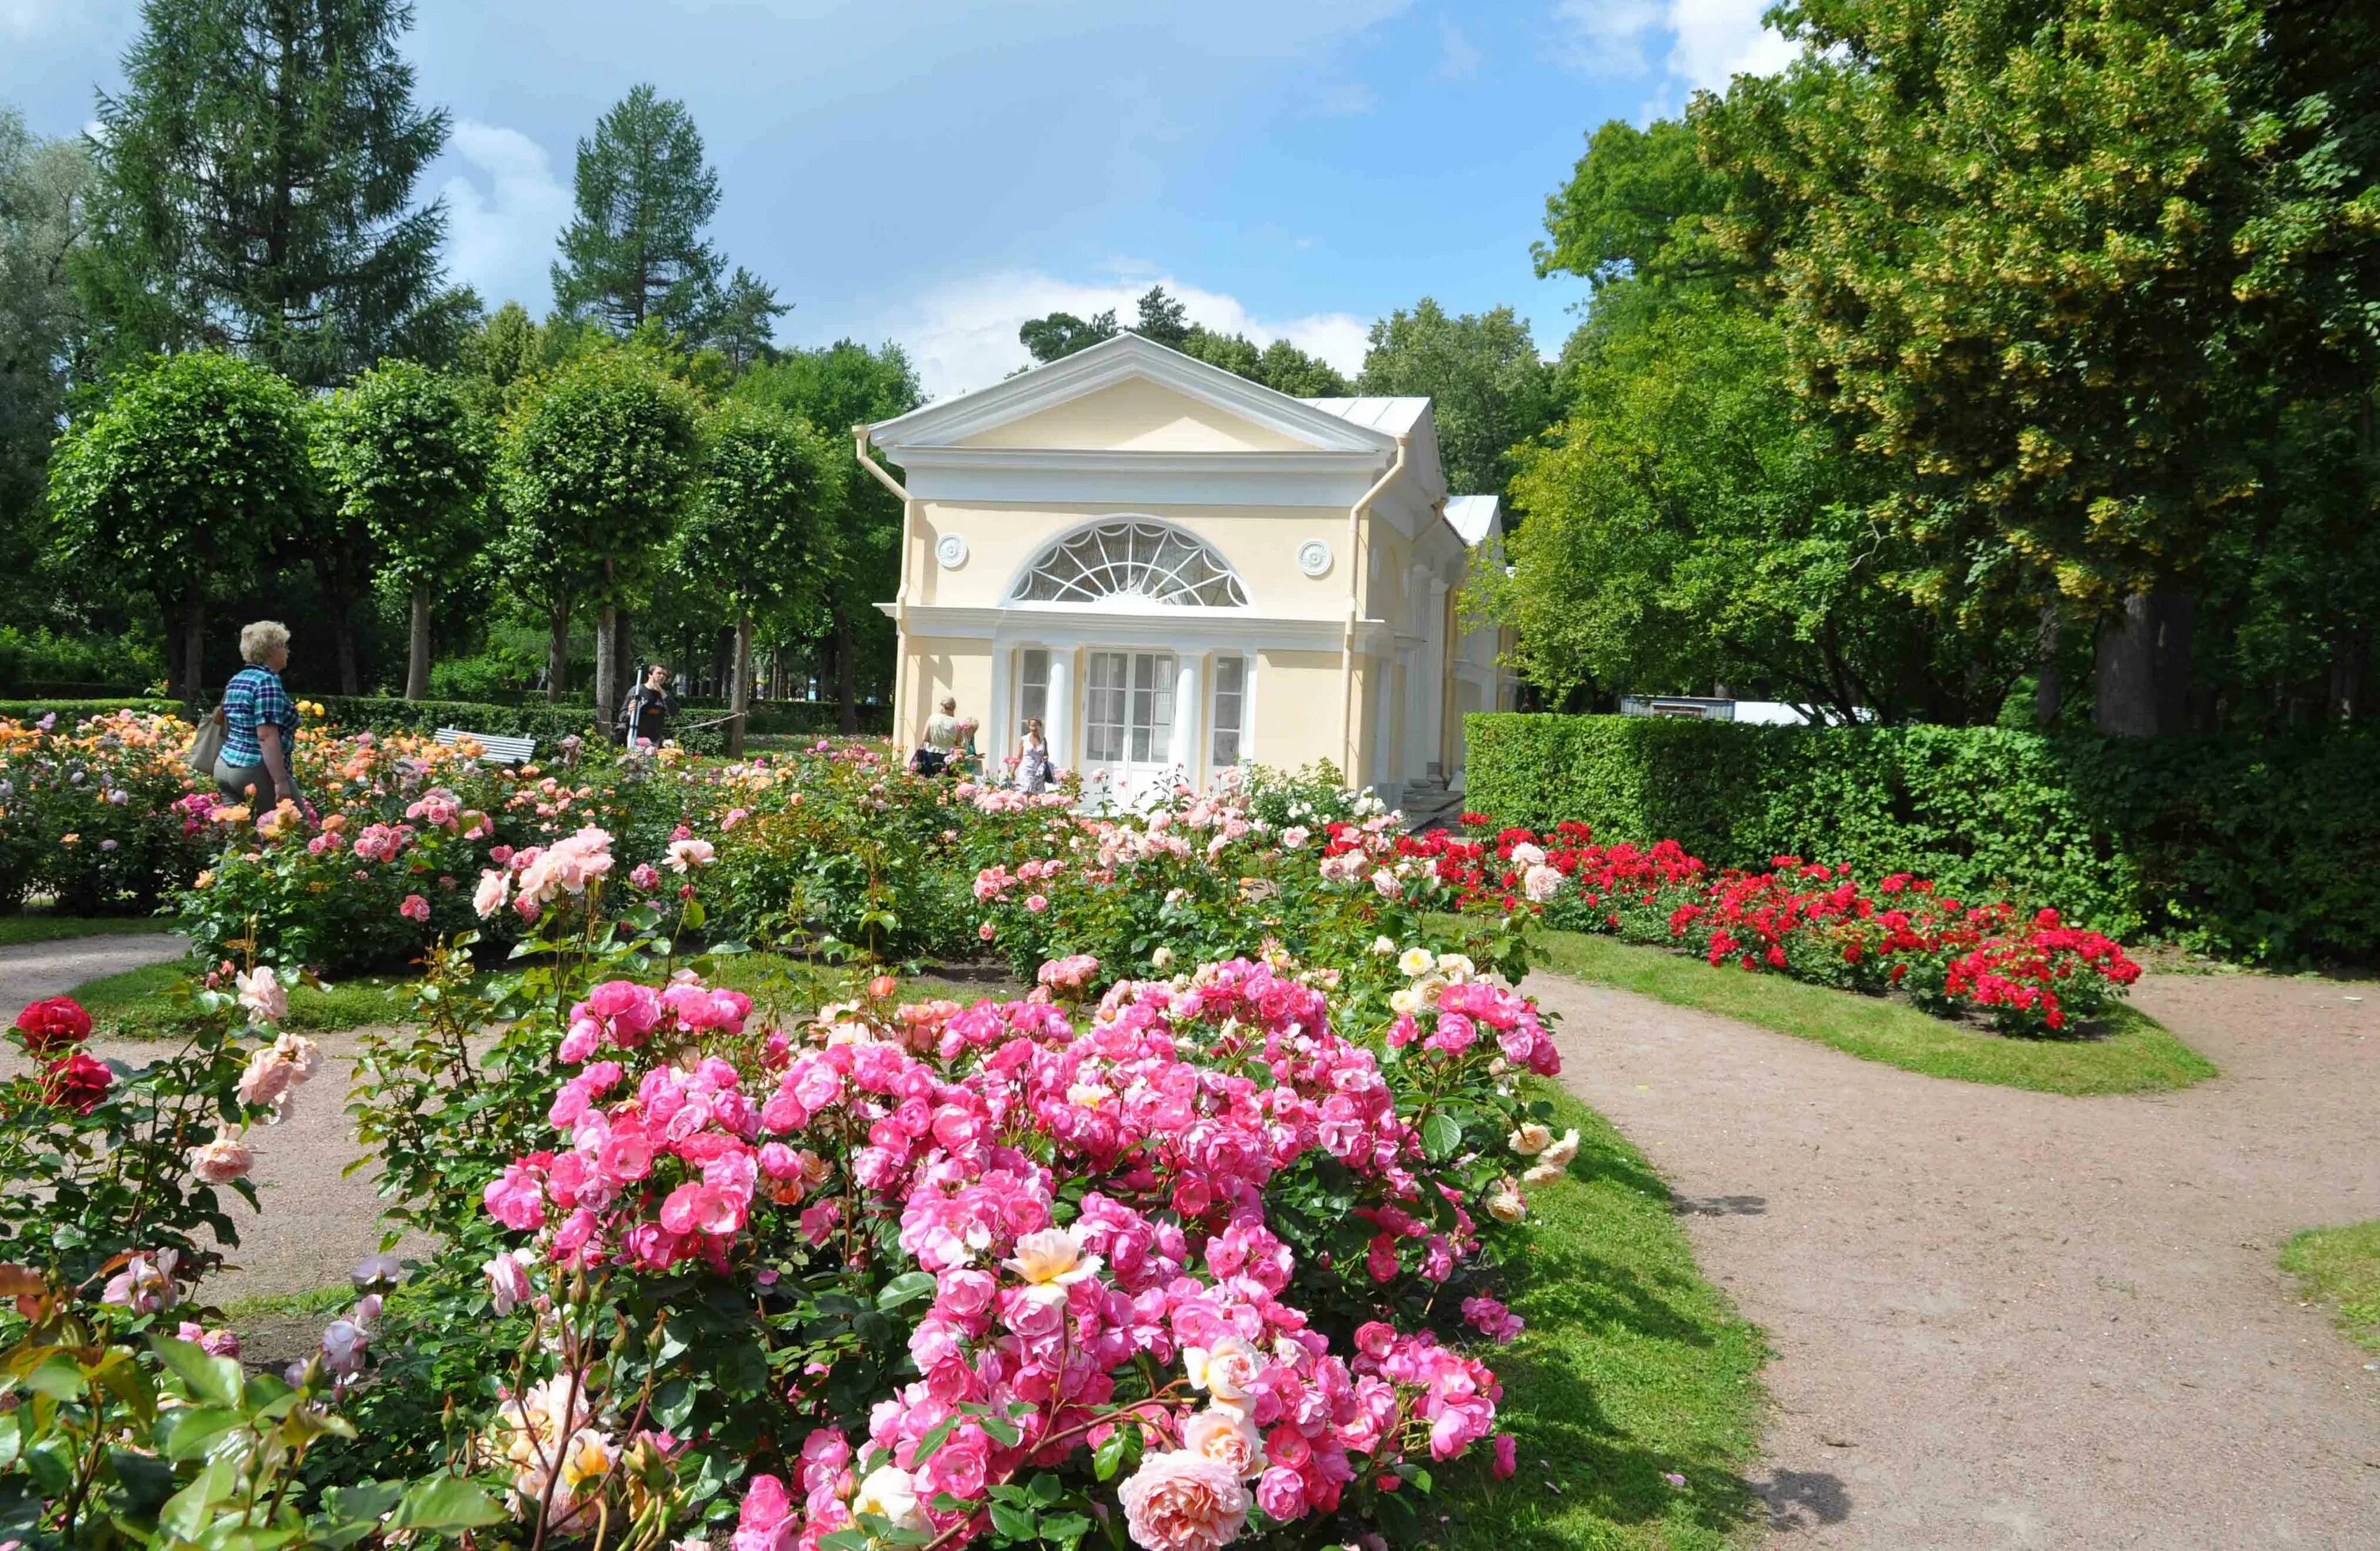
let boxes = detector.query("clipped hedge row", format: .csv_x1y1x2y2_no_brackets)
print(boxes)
1463,713,2380,966
0,698,177,722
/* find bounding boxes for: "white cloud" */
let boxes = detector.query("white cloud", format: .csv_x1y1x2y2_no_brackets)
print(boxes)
1665,0,1797,87
435,119,573,313
1437,15,1481,79
1546,0,1793,98
1547,0,1667,76
841,268,1371,402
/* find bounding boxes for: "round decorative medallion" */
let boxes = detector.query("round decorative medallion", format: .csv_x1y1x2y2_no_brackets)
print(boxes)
935,534,969,569
1296,539,1334,578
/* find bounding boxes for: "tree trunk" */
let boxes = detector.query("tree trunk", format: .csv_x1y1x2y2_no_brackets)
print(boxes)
831,606,858,735
612,610,635,709
594,604,620,737
2033,605,2062,727
330,592,360,696
729,612,753,757
2329,623,2370,725
180,593,205,710
406,586,432,701
2094,584,2194,735
546,603,570,704
161,599,183,702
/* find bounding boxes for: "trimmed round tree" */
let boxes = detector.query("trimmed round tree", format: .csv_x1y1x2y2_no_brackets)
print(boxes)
496,348,701,708
48,351,313,706
314,362,494,701
677,401,844,752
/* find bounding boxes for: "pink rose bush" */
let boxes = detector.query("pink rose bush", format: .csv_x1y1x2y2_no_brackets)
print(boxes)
447,943,1566,1548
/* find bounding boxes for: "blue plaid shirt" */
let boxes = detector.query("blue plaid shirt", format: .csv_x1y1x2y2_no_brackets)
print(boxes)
220,666,297,766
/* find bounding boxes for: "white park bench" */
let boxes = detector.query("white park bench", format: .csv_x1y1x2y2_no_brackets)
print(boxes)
432,727,538,767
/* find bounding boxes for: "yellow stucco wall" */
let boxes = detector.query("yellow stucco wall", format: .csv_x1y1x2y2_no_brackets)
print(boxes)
915,501,1353,617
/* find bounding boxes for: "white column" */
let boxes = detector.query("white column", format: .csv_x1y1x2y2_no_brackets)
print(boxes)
1169,655,1202,785
987,645,1011,781
1046,647,1073,772
1426,580,1449,774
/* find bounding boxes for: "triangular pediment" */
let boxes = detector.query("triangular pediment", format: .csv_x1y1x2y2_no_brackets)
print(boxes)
866,332,1394,456
959,376,1311,452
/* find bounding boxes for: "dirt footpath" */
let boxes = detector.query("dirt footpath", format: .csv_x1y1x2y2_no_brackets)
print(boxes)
0,932,188,1012
1532,969,2380,1549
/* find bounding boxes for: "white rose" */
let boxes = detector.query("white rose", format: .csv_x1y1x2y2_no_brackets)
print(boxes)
852,1465,927,1531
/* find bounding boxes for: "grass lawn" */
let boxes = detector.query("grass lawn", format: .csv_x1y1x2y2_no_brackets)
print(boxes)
0,912,176,946
1529,928,2216,1097
71,947,1030,1039
1435,1078,1767,1550
71,959,424,1038
2280,1221,2380,1355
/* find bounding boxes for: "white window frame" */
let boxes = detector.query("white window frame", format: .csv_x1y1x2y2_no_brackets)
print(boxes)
1009,518,1250,609
1211,654,1250,769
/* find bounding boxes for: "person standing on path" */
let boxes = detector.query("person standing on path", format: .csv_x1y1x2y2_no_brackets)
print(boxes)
618,663,678,748
1014,716,1051,793
214,620,310,817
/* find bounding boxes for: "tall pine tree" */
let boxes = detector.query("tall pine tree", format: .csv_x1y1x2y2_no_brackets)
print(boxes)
80,0,469,389
551,85,724,339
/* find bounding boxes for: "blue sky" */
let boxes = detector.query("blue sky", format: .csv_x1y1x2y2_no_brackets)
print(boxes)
0,0,1791,399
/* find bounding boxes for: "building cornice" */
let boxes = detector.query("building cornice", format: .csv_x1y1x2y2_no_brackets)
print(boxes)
876,601,1392,655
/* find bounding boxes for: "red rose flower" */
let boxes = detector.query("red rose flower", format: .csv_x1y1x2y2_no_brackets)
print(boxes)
14,996,93,1055
41,1050,113,1113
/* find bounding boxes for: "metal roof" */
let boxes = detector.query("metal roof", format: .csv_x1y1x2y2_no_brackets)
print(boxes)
1298,397,1434,435
1444,494,1500,546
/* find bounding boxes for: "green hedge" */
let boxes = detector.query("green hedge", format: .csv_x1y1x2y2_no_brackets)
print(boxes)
0,698,178,722
1464,713,2380,965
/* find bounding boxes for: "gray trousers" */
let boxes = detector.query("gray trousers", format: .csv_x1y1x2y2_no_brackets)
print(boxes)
213,754,277,807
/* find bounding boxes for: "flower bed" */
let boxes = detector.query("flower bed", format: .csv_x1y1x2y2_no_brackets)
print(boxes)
1406,817,2142,1035
2,782,1581,1549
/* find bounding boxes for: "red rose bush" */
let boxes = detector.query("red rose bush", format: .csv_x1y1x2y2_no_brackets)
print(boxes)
1409,820,2142,1035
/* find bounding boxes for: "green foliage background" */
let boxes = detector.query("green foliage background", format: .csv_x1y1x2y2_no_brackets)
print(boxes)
1464,712,2380,964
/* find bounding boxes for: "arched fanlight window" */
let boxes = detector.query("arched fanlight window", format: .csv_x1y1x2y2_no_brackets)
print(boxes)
1010,519,1249,608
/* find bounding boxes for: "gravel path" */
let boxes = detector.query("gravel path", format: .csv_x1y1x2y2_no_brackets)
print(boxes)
0,931,189,1010
1531,968,2380,1549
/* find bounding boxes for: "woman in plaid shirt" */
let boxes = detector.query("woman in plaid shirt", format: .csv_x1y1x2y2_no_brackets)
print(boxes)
214,620,306,814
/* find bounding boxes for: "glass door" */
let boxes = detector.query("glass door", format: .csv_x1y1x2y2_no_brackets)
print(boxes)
1084,649,1176,805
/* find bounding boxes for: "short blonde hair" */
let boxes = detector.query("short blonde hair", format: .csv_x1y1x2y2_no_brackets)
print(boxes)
939,696,957,713
239,620,290,665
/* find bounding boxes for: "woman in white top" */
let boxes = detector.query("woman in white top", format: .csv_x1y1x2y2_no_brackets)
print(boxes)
1014,717,1051,793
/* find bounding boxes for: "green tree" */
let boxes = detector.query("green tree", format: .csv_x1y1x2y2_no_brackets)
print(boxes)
79,0,470,388
1017,308,1118,365
48,351,312,706
1358,298,1557,498
678,401,843,751
1490,293,1984,722
314,361,493,700
1173,328,1352,396
1133,285,1192,347
732,339,921,728
551,85,724,339
1535,117,1738,297
496,347,701,710
1700,0,2276,732
0,111,90,574
707,266,789,370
